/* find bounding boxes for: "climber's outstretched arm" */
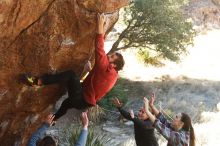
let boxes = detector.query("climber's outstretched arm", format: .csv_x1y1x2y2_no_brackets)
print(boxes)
97,13,105,34
95,13,108,69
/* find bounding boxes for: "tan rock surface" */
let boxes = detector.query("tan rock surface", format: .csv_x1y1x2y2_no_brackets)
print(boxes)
184,0,220,29
0,0,128,145
212,0,220,6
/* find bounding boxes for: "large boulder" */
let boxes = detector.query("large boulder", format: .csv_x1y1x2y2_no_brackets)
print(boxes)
212,0,220,6
0,0,128,145
184,0,220,30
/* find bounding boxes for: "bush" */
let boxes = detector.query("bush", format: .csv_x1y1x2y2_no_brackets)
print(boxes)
87,105,105,122
137,49,165,67
60,125,112,146
98,78,128,110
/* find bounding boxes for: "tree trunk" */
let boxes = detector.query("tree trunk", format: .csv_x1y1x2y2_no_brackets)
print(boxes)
109,17,135,53
109,25,131,53
109,36,124,53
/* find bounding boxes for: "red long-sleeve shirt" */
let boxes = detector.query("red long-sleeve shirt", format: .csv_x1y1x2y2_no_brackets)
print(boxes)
82,34,118,105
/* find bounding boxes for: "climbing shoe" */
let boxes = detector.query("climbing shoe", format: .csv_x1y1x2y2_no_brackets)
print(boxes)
19,74,39,86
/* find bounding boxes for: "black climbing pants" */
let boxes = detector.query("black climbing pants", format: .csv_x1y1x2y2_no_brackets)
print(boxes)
40,70,92,120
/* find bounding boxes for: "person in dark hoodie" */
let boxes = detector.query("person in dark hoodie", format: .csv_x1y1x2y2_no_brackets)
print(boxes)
112,97,159,146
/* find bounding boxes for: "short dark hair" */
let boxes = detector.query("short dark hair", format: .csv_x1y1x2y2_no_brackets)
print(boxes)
114,52,125,71
37,136,56,146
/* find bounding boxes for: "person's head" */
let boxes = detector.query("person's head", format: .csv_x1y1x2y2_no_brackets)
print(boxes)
37,136,56,146
137,107,149,120
171,113,195,146
107,52,125,71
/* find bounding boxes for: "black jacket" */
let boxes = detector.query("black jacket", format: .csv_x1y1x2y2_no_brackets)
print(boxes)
118,108,159,146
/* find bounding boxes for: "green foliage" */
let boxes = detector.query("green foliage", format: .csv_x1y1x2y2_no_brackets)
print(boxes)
110,0,195,63
98,78,127,110
87,105,105,122
137,49,165,67
60,125,111,146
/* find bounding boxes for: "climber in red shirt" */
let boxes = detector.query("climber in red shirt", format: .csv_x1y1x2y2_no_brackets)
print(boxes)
22,13,125,120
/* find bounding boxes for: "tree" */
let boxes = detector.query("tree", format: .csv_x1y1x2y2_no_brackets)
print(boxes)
109,0,195,65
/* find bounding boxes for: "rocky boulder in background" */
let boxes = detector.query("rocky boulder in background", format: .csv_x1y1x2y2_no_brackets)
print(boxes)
184,0,220,30
0,0,128,145
212,0,220,6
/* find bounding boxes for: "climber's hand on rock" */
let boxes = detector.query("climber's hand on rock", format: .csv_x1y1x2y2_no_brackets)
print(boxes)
97,13,105,34
44,114,55,126
80,112,89,129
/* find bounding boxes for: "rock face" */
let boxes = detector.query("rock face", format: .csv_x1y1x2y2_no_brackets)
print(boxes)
0,0,128,145
184,0,220,30
212,0,220,6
